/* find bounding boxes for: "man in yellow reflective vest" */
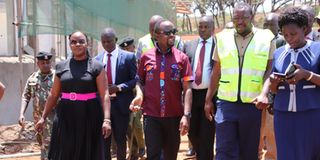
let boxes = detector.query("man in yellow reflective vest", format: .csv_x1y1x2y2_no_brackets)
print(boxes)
204,2,275,159
135,15,184,60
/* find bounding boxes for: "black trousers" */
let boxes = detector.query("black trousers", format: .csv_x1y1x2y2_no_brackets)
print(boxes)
104,104,130,160
144,115,181,160
188,89,216,160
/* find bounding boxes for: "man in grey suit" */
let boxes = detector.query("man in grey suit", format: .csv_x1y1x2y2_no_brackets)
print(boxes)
183,15,215,160
95,28,137,160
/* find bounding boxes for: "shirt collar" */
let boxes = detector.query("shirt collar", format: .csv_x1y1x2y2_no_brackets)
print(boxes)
155,42,172,55
199,36,213,44
234,25,256,39
36,69,54,79
285,40,311,52
105,46,119,57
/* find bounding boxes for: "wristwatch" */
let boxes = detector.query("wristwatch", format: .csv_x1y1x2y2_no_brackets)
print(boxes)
183,112,192,118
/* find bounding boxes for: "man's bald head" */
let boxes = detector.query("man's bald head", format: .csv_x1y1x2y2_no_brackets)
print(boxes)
101,28,117,39
100,28,118,53
263,12,280,35
266,13,279,22
198,15,214,40
301,5,315,33
149,15,164,38
199,15,214,28
301,5,315,18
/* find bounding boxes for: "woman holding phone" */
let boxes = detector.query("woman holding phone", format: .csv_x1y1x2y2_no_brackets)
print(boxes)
254,7,320,160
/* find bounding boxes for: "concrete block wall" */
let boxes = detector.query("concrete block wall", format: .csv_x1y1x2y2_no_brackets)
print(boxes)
0,57,35,125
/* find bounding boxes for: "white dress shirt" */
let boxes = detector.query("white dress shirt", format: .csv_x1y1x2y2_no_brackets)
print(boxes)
102,46,119,84
192,36,213,89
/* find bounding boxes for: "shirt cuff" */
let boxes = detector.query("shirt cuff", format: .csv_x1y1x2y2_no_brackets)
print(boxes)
183,76,194,82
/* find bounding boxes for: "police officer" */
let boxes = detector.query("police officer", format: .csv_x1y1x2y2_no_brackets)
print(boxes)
119,36,146,160
18,51,55,160
119,37,135,53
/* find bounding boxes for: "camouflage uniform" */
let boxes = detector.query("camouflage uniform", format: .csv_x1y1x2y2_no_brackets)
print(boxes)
127,110,145,158
22,69,55,160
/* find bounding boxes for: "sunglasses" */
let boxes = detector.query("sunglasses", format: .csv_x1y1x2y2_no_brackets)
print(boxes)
70,39,86,45
158,28,178,36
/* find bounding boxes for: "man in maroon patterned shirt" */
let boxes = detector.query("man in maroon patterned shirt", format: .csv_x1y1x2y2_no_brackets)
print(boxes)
130,19,193,160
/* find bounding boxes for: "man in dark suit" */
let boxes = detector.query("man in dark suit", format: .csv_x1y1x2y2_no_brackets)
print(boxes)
183,15,216,160
95,28,137,160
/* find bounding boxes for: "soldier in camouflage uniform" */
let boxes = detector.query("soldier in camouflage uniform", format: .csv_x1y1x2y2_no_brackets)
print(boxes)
18,52,55,160
119,37,146,160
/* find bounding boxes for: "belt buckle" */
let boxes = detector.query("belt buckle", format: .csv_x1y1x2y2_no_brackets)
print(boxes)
69,92,77,101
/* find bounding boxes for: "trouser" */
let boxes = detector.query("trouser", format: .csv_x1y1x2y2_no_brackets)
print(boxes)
105,109,129,160
188,89,215,160
111,135,117,155
104,135,112,160
34,111,54,160
144,116,180,160
274,109,320,160
215,100,261,160
258,109,276,160
127,111,145,157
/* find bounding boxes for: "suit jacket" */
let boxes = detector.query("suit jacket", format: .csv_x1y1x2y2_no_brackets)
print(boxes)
95,49,137,115
183,37,215,71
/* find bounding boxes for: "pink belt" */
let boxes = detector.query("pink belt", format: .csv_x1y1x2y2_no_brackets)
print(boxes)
61,92,97,101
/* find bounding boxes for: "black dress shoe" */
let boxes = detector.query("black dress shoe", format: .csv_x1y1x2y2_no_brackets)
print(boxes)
185,148,195,156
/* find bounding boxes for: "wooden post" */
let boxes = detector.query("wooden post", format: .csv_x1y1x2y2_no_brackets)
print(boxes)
16,0,24,94
32,0,38,71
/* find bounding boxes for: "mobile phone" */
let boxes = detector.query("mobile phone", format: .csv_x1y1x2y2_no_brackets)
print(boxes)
285,62,297,76
273,72,286,80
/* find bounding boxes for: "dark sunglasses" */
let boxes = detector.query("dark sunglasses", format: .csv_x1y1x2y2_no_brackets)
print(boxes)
70,39,86,45
158,28,178,36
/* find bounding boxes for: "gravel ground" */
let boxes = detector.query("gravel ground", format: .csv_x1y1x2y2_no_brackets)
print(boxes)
0,122,196,160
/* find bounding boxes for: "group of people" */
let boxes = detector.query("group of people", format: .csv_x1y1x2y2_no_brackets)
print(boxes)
15,2,320,160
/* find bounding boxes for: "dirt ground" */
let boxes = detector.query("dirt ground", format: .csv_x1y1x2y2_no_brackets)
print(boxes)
0,122,196,160
0,122,40,156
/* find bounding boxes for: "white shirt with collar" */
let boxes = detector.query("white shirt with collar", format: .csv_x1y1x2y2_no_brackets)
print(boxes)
192,36,213,89
102,46,119,84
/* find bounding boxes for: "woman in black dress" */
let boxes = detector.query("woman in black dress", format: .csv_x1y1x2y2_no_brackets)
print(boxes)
35,31,111,160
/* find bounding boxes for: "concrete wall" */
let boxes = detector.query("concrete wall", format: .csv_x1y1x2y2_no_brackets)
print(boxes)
0,57,35,125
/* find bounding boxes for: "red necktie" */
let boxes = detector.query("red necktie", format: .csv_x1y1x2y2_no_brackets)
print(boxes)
195,40,206,85
106,54,112,85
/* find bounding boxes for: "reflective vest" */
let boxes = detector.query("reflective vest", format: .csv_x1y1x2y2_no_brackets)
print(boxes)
139,34,155,54
216,28,274,102
139,34,182,54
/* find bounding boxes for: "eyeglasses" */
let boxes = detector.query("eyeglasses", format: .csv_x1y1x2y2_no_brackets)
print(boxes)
70,39,86,45
158,28,178,36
